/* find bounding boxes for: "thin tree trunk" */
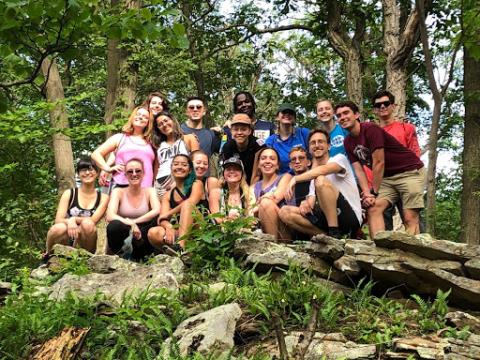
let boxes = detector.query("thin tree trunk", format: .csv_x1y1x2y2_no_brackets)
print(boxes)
383,0,421,120
41,57,75,192
461,43,480,244
104,0,139,134
326,0,364,112
416,0,458,235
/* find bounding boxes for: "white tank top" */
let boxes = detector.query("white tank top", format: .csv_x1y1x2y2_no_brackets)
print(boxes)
156,138,189,179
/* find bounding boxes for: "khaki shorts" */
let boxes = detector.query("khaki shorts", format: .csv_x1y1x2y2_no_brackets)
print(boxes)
378,167,426,209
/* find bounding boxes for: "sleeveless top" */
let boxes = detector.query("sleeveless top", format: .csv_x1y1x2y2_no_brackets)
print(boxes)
112,134,155,188
67,188,101,218
253,174,284,199
118,190,150,218
156,138,189,179
169,184,209,212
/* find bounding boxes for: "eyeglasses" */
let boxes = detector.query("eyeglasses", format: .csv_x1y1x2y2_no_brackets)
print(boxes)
373,100,392,109
188,105,203,110
79,166,96,173
126,169,143,175
290,156,307,163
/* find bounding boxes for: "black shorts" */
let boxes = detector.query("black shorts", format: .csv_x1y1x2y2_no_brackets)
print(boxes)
305,192,360,238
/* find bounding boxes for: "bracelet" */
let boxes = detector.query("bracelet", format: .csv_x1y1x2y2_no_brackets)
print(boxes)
370,188,379,197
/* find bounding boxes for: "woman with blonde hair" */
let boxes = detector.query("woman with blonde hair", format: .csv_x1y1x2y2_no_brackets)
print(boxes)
152,111,199,197
209,156,255,223
92,106,156,190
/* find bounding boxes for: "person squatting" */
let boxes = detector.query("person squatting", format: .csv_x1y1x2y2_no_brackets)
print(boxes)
44,90,425,260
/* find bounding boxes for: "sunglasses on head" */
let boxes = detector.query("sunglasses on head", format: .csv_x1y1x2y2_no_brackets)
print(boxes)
188,105,203,110
126,169,143,175
373,100,392,109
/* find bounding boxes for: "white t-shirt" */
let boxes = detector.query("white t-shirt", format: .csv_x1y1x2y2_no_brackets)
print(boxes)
308,154,362,224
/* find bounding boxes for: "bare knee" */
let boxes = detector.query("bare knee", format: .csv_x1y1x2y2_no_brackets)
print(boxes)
48,223,68,238
258,198,278,215
80,219,96,234
148,226,165,247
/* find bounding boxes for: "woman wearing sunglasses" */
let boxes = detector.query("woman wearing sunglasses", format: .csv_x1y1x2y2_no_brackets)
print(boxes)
45,158,109,259
106,158,160,260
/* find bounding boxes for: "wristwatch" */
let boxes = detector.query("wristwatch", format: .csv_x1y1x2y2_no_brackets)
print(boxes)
370,188,379,197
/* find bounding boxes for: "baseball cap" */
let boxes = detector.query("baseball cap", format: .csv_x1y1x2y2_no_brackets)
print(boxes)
277,103,296,115
230,113,252,126
222,156,244,171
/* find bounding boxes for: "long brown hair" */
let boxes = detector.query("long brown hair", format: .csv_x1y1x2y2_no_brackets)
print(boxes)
151,111,183,147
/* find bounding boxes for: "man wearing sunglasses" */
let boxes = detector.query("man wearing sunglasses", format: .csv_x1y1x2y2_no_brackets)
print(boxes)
372,90,420,157
181,96,220,158
372,90,422,232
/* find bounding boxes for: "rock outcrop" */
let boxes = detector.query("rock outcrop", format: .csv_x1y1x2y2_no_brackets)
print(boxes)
234,231,480,309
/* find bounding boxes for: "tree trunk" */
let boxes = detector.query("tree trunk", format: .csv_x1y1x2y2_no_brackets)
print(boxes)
326,0,364,112
41,57,75,192
382,0,421,120
104,0,139,134
460,45,480,244
425,101,441,234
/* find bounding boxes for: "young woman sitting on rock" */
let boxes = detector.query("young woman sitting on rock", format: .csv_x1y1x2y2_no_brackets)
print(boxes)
252,147,292,240
148,154,204,253
209,156,255,223
106,158,160,260
45,158,109,258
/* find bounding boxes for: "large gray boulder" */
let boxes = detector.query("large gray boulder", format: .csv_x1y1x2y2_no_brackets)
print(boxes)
49,255,184,304
162,303,242,358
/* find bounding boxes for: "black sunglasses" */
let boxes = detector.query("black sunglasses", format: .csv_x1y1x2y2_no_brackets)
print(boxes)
373,100,392,109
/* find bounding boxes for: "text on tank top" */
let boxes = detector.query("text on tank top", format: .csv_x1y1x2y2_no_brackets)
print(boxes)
156,138,189,179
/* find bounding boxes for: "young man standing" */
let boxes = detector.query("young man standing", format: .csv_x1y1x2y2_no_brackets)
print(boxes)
316,99,349,157
220,113,264,184
336,101,425,237
265,103,310,174
280,129,362,239
181,96,220,157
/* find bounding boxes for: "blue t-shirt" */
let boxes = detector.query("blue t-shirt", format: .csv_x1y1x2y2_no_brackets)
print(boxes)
265,127,310,174
329,123,348,157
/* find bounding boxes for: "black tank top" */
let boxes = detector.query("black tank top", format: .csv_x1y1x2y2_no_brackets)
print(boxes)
67,188,101,218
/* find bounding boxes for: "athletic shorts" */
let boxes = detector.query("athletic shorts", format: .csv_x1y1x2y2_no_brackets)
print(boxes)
379,167,426,209
305,192,360,238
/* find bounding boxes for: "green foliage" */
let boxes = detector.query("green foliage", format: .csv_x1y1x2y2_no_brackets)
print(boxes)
184,214,256,271
411,289,451,333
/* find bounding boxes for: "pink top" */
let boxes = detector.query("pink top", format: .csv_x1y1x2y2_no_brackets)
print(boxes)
112,134,155,188
118,190,150,219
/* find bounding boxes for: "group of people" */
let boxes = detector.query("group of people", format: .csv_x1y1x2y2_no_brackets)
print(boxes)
45,89,425,261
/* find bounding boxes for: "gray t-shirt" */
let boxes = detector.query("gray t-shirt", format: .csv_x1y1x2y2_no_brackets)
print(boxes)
181,123,220,157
